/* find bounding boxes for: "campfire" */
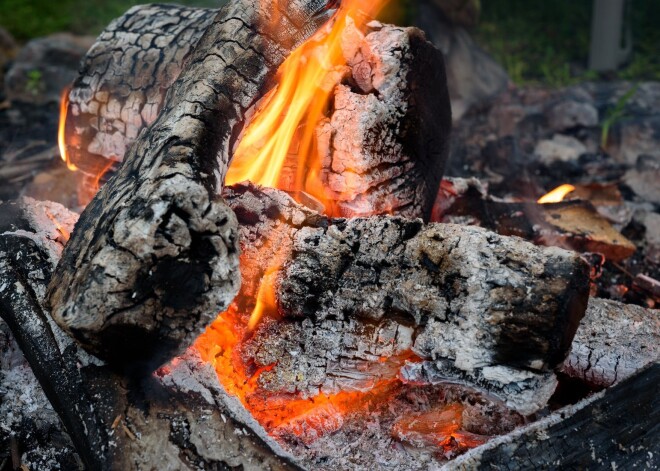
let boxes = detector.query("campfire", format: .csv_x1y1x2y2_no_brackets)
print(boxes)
0,1,658,470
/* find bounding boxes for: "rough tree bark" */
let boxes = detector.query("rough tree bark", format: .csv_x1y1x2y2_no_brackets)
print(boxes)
63,5,451,219
48,0,340,374
0,198,300,471
561,297,659,388
221,183,591,415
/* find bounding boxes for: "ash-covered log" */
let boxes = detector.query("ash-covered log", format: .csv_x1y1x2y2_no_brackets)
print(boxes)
561,297,659,388
62,6,451,219
220,183,591,414
0,198,302,471
48,0,340,374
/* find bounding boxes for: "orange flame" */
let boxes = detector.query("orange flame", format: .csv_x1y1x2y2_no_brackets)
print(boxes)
538,184,576,204
226,0,387,211
58,87,78,172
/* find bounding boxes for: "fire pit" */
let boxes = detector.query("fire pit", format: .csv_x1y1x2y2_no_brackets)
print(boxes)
0,1,658,470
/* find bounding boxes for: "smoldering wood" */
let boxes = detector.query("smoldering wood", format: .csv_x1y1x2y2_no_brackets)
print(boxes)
433,178,636,261
446,363,660,470
223,183,591,415
561,297,659,388
0,198,301,471
48,0,339,374
64,7,451,219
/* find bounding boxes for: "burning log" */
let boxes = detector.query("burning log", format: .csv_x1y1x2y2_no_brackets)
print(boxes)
48,0,340,374
62,6,451,218
0,197,302,470
216,183,591,415
561,297,659,388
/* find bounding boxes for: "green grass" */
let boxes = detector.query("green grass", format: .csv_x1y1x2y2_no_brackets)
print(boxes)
474,0,660,86
0,0,220,40
0,0,657,86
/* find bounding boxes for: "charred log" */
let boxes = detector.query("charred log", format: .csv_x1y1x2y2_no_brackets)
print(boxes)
0,198,300,471
561,297,659,388
447,363,660,470
220,183,591,415
63,6,451,219
48,0,339,373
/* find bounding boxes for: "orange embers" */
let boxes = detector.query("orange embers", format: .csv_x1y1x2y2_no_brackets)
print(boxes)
392,404,487,458
58,87,78,172
195,307,408,444
538,184,576,204
225,0,387,213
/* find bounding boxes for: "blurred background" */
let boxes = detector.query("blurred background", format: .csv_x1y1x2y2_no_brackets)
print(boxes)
1,0,658,86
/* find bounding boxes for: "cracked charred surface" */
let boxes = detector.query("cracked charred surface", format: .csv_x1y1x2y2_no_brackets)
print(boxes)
63,7,451,219
48,0,339,374
223,184,591,415
0,198,301,471
561,297,659,388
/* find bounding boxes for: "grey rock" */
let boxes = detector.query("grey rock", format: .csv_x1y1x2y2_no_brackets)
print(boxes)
624,154,660,204
415,0,509,120
547,99,599,131
534,134,588,164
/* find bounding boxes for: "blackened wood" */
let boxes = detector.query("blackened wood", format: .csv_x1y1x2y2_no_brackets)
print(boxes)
0,198,301,471
48,0,340,374
561,297,659,388
448,363,660,470
223,184,591,414
0,198,104,470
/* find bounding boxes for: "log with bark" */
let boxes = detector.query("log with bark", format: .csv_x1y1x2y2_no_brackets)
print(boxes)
63,5,451,219
48,0,341,374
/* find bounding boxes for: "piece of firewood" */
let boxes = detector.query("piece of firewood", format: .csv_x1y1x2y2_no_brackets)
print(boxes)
219,184,591,415
0,198,300,471
63,6,451,219
447,363,659,470
48,0,340,374
63,4,216,176
561,297,659,388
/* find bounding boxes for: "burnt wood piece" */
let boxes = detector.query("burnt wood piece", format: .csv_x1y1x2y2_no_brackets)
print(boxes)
561,297,659,388
63,4,216,176
281,22,451,219
48,0,340,374
448,363,660,470
63,6,451,219
0,198,301,471
222,184,591,415
0,198,105,470
434,179,636,261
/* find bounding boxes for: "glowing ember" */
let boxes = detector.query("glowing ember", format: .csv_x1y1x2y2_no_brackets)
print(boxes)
225,0,387,211
538,184,576,204
58,87,78,172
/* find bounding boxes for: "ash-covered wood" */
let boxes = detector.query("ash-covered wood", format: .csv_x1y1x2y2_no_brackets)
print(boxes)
63,4,216,176
63,7,451,218
48,0,339,373
0,198,301,471
224,184,591,414
561,297,659,388
448,363,660,470
289,21,451,219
